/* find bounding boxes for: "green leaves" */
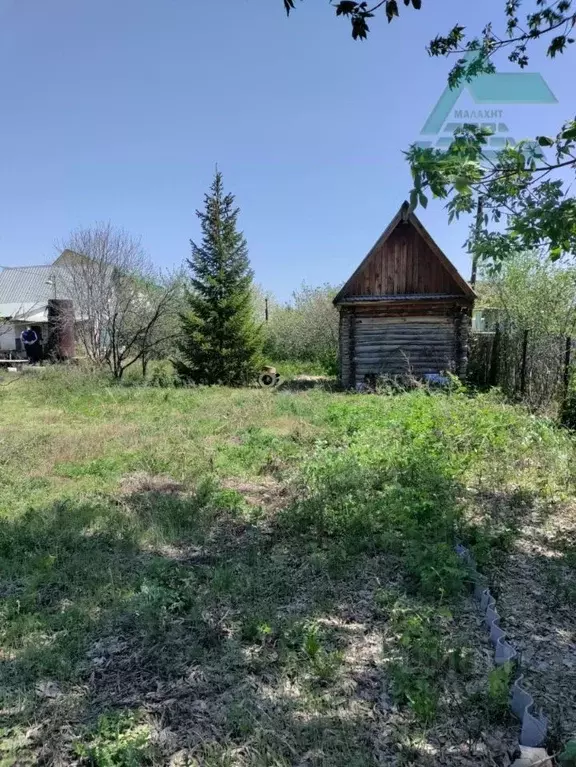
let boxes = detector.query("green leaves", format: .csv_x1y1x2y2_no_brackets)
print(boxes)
335,0,358,15
385,0,399,22
409,181,431,212
548,34,573,57
285,0,573,56
561,121,576,141
285,0,423,38
333,2,375,40
408,110,576,268
429,25,466,57
559,739,576,766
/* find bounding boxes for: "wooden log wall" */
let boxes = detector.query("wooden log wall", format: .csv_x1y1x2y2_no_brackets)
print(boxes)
339,309,352,387
338,303,472,387
354,315,456,379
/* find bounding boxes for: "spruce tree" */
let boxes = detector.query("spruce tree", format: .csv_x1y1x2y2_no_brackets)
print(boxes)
177,171,262,385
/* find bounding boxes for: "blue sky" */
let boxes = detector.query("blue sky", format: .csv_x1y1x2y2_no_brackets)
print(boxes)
0,0,572,300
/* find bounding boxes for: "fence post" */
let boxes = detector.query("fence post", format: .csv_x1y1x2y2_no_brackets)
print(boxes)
520,329,529,397
488,322,500,387
564,336,572,393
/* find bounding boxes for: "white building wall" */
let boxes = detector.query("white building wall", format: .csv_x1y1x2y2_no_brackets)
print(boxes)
0,323,16,351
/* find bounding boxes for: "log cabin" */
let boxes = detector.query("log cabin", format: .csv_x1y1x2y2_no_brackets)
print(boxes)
334,201,475,388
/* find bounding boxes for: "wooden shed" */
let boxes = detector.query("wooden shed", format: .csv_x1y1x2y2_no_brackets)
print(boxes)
334,201,475,388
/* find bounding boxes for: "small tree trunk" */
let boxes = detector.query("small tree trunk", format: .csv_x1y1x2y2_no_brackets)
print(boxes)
142,356,149,378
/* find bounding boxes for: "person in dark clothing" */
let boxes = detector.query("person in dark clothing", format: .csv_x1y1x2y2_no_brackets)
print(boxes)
21,326,41,364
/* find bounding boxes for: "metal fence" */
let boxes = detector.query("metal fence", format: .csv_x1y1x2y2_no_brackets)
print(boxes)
468,326,571,410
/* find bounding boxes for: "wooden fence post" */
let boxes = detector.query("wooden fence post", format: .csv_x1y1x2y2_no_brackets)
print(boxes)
520,329,529,397
564,336,572,393
488,322,500,387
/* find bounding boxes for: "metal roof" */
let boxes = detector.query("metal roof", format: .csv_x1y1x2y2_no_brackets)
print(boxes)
0,265,74,318
0,302,47,321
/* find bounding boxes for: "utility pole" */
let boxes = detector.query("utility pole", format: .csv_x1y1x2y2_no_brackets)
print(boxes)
470,196,484,288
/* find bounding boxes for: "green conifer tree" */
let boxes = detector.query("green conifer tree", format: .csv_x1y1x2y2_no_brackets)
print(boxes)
177,171,262,385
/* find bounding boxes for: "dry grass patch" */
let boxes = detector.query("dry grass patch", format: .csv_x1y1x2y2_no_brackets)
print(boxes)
220,476,290,512
119,472,187,496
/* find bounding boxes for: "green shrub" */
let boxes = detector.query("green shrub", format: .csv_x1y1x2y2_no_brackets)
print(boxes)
147,360,180,388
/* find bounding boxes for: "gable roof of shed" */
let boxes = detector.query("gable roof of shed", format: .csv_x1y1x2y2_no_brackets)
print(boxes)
334,201,476,304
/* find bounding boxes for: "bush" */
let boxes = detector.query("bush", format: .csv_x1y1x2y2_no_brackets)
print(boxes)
264,283,339,373
147,360,180,388
388,602,467,722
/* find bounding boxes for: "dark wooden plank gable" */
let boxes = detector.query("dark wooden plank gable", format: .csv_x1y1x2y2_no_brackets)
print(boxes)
345,221,461,297
334,202,475,303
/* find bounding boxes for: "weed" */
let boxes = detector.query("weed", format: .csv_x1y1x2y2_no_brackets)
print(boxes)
487,662,514,719
302,622,322,659
302,621,343,682
389,667,439,722
240,615,275,644
75,711,153,767
387,601,472,723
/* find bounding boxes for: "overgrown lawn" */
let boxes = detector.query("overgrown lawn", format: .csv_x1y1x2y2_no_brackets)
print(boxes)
1,370,574,765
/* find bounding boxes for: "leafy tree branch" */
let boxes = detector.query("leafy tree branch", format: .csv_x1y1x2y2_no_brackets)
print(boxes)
283,0,421,40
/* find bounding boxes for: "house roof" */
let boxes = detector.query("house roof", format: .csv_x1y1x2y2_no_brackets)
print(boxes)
0,265,73,319
334,201,476,304
339,293,467,304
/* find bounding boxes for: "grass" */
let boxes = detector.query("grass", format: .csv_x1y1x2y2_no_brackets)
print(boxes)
0,367,575,765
